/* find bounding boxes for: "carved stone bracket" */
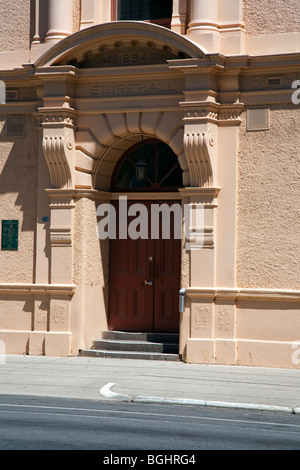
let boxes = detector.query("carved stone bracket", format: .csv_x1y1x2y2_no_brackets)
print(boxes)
181,101,243,187
183,130,214,187
40,109,76,189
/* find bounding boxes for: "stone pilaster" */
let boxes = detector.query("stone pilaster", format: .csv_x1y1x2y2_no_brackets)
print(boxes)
46,189,75,285
38,189,76,357
45,0,74,43
187,0,245,55
187,0,220,51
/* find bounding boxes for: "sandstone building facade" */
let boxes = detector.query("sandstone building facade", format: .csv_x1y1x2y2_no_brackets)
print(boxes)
0,0,299,368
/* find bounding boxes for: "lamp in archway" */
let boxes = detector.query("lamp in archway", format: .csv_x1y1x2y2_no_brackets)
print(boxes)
135,136,148,182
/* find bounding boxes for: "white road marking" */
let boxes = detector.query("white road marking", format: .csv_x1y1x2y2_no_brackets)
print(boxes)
99,382,132,401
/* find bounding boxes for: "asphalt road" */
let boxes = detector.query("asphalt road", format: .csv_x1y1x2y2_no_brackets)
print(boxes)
0,395,300,452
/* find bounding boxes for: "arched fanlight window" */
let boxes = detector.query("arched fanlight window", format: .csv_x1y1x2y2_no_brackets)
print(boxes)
116,0,173,28
111,139,183,191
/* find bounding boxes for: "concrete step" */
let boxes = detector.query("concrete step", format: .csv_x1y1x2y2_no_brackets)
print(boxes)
79,349,180,361
92,339,178,354
79,330,180,361
101,330,179,344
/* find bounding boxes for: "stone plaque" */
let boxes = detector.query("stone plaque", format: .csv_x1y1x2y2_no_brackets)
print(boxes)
247,108,270,131
1,220,18,251
218,308,230,332
194,306,209,330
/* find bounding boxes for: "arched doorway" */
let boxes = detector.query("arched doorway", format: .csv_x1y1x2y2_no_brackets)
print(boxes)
108,138,183,333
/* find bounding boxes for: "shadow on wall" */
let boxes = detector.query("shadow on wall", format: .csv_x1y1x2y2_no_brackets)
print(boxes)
0,113,51,281
72,196,110,335
0,114,39,232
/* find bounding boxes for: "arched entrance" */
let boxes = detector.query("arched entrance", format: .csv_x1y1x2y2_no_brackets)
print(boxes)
108,138,182,333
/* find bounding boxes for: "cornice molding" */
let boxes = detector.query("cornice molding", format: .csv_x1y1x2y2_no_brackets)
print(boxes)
181,101,244,126
179,187,220,206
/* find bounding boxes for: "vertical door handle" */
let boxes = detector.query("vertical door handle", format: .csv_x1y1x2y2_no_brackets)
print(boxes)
145,262,153,285
148,262,152,281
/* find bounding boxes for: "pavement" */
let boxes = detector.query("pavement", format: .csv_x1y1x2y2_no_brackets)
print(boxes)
1,354,300,414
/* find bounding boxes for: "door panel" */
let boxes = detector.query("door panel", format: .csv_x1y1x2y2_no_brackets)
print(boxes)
108,200,180,332
154,224,181,332
134,288,148,318
109,235,154,331
117,239,129,274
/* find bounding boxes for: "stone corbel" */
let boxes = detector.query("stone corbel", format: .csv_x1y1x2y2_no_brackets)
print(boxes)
41,110,76,189
183,130,214,187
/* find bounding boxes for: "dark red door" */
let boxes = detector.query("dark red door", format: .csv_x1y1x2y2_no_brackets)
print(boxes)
108,201,181,333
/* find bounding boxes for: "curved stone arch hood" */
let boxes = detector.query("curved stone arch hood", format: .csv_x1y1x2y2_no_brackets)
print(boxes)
34,21,207,68
35,22,214,190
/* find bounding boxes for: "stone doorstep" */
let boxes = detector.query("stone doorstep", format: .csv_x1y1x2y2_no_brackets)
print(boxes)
79,330,180,361
92,339,179,353
101,331,179,343
79,348,180,361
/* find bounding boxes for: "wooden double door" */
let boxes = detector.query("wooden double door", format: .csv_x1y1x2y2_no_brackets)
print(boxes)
108,200,181,333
